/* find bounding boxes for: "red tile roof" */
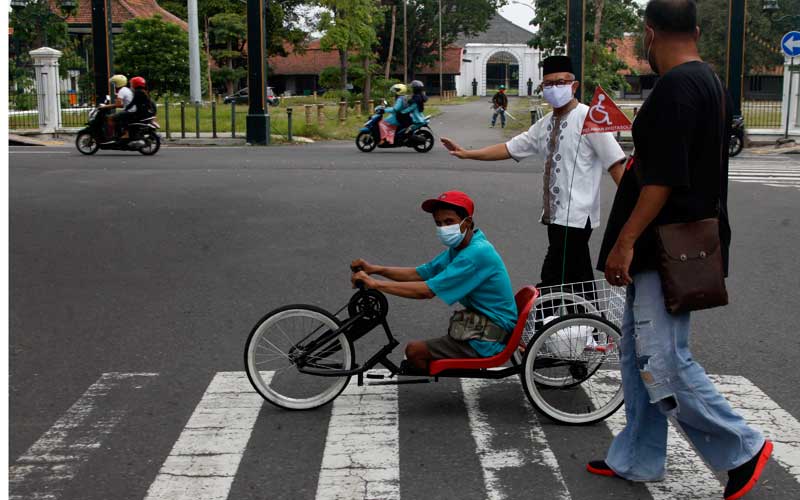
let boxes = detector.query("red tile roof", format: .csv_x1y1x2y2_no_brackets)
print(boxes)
53,0,187,31
267,39,463,75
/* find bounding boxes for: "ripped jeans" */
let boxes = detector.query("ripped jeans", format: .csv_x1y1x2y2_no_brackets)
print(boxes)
605,270,764,481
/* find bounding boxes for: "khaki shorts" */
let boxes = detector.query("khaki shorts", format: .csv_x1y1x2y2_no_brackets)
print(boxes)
424,335,480,359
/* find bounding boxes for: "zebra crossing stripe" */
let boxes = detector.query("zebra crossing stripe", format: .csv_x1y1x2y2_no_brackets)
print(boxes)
710,374,800,485
461,377,571,500
9,372,158,500
315,370,399,500
143,372,266,500
592,375,723,500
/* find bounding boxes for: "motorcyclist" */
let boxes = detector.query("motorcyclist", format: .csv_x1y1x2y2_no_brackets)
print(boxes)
117,76,155,132
379,83,410,144
99,74,135,139
399,80,428,128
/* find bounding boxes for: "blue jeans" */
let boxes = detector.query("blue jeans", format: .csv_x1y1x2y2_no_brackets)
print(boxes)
491,108,505,127
606,270,764,481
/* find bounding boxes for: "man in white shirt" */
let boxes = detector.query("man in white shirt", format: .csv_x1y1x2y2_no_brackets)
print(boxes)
100,74,135,138
441,56,626,286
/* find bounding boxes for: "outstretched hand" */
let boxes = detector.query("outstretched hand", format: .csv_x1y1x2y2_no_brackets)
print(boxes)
440,137,470,159
350,258,376,275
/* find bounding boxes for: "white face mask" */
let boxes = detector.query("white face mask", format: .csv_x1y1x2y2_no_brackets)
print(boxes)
436,220,467,248
542,84,574,109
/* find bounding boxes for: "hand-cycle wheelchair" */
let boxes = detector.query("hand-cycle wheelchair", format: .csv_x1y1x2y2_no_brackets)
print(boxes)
244,277,625,425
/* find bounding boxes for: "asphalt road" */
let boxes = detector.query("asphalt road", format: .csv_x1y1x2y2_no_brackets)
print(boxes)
9,99,800,500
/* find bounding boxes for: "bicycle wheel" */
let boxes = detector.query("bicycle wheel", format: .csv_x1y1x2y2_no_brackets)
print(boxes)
513,291,600,372
244,305,354,410
522,314,623,425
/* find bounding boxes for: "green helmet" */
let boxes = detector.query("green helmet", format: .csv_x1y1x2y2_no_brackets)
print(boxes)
498,85,505,90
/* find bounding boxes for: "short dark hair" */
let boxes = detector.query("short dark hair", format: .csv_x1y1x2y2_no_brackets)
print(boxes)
645,0,697,34
433,202,469,220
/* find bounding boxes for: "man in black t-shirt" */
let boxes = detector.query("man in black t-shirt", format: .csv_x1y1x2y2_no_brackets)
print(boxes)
586,2,772,499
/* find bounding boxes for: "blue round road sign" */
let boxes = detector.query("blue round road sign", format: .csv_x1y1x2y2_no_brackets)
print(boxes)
782,31,800,58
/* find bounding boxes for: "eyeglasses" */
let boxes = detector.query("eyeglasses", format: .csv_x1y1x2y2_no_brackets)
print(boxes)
541,79,575,88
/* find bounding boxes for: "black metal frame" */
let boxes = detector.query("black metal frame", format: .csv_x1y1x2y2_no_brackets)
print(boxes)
288,288,594,388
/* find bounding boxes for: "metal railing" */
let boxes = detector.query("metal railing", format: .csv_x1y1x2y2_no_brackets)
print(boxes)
741,100,783,129
9,92,40,130
58,92,94,128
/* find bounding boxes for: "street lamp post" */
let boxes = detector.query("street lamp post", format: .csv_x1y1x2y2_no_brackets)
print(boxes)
403,0,408,82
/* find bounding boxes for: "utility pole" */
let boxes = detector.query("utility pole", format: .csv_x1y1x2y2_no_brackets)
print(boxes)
246,0,269,144
438,0,443,95
403,0,408,82
565,0,585,101
90,0,113,103
187,0,202,103
726,0,746,116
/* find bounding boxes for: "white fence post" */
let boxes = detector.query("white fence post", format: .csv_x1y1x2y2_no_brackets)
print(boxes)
30,47,63,133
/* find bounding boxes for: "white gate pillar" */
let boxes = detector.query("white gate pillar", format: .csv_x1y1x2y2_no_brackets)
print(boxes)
782,56,799,129
30,47,63,133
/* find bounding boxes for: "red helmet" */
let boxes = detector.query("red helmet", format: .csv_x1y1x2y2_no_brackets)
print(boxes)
130,76,146,89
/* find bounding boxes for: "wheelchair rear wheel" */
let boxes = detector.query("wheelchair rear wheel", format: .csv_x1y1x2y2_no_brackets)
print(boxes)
244,305,354,410
521,314,623,425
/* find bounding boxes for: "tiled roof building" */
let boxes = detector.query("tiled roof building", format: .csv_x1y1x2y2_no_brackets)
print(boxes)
52,0,187,33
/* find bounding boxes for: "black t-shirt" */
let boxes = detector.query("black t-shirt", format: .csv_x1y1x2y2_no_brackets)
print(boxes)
597,61,732,276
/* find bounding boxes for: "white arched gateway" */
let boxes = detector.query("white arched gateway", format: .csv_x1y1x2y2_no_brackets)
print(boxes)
455,15,541,97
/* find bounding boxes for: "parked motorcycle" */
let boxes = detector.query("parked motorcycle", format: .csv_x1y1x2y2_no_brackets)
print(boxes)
75,103,161,156
729,115,744,157
355,101,434,153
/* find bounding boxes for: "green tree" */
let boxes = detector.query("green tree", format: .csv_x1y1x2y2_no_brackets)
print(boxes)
115,16,193,96
531,0,642,97
317,0,382,91
696,0,796,78
209,12,248,95
377,0,504,80
9,0,74,88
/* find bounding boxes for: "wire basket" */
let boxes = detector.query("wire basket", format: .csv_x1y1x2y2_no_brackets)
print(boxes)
521,279,626,347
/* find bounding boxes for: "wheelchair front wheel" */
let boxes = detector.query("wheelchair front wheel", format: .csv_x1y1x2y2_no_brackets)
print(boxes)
522,314,623,425
244,305,354,410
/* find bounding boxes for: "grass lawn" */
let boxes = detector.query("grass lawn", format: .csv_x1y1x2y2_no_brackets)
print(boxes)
156,100,441,140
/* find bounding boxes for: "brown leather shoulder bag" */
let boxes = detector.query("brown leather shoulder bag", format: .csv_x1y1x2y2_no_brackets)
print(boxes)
655,72,729,314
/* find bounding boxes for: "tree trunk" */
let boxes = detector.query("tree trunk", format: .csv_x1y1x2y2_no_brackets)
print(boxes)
363,55,372,113
592,0,605,64
385,5,396,79
339,48,348,91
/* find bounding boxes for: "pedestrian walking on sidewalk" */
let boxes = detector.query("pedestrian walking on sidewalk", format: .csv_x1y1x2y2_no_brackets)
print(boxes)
491,85,508,128
588,1,772,499
441,56,626,288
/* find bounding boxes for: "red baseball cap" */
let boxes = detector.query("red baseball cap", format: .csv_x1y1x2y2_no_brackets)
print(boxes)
421,191,474,216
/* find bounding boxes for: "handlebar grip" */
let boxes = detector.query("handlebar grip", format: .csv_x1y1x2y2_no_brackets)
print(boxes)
351,265,365,289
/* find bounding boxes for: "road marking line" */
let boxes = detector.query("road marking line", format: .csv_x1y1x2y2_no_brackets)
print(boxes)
9,372,158,500
462,378,570,500
144,372,265,500
710,374,800,485
593,374,722,500
315,370,399,500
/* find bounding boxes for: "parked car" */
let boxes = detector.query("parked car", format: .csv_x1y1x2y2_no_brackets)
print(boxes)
223,87,280,106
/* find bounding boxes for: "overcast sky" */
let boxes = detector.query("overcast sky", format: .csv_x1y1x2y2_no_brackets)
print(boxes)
498,1,537,33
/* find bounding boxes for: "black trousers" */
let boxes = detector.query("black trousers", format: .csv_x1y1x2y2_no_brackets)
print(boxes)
538,220,595,287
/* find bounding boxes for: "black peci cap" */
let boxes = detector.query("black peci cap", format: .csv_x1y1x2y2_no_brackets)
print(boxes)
542,56,574,76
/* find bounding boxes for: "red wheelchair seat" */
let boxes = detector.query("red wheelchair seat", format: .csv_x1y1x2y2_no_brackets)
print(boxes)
428,286,539,376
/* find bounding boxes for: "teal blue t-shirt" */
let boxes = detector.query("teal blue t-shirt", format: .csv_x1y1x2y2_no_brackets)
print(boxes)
416,229,518,357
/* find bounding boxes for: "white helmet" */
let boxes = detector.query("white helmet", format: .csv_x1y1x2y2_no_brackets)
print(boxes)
109,74,128,88
390,83,408,96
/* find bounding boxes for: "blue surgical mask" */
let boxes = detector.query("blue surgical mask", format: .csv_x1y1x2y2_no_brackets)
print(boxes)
437,220,467,248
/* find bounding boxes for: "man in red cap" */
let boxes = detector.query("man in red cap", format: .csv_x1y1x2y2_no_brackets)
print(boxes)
351,191,518,372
